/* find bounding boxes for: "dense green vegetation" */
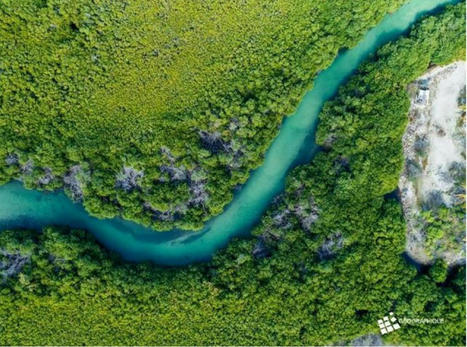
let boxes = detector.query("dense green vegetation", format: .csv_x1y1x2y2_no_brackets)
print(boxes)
0,0,407,230
1,4,465,345
421,205,465,258
0,225,464,345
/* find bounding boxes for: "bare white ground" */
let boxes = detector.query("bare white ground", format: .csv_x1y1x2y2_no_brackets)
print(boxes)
399,61,466,265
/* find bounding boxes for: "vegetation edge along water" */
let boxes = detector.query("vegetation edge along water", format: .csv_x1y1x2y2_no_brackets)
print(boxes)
0,0,410,231
0,2,465,344
0,0,462,266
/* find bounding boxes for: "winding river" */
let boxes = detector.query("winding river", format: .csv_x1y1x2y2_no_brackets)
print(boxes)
0,0,459,265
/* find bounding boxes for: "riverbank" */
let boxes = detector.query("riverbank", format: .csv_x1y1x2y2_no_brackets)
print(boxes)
2,3,466,344
0,0,463,266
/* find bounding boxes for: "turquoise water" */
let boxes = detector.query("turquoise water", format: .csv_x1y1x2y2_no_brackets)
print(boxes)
0,0,459,265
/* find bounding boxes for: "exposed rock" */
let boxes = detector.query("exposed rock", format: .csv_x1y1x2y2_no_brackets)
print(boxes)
37,167,54,185
116,166,144,192
5,153,18,166
0,250,30,280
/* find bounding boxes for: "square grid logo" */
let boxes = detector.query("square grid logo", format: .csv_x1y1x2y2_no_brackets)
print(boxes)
377,312,400,335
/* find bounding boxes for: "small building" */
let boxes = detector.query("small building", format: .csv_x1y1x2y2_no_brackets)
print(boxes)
415,88,430,105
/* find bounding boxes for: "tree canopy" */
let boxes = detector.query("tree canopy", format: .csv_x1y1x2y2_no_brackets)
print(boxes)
0,3,465,345
0,0,406,230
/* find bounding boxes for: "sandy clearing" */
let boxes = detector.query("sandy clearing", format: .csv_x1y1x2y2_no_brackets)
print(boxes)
399,61,466,265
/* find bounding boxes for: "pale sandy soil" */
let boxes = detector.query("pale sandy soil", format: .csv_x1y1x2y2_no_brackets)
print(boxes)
399,61,466,265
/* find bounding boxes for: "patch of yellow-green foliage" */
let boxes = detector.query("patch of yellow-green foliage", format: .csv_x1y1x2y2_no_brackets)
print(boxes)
0,4,465,345
0,0,405,230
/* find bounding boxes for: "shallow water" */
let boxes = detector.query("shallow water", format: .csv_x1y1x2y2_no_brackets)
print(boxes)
0,0,459,265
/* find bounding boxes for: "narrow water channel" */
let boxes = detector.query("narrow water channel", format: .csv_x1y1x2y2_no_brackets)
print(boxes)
0,0,459,265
